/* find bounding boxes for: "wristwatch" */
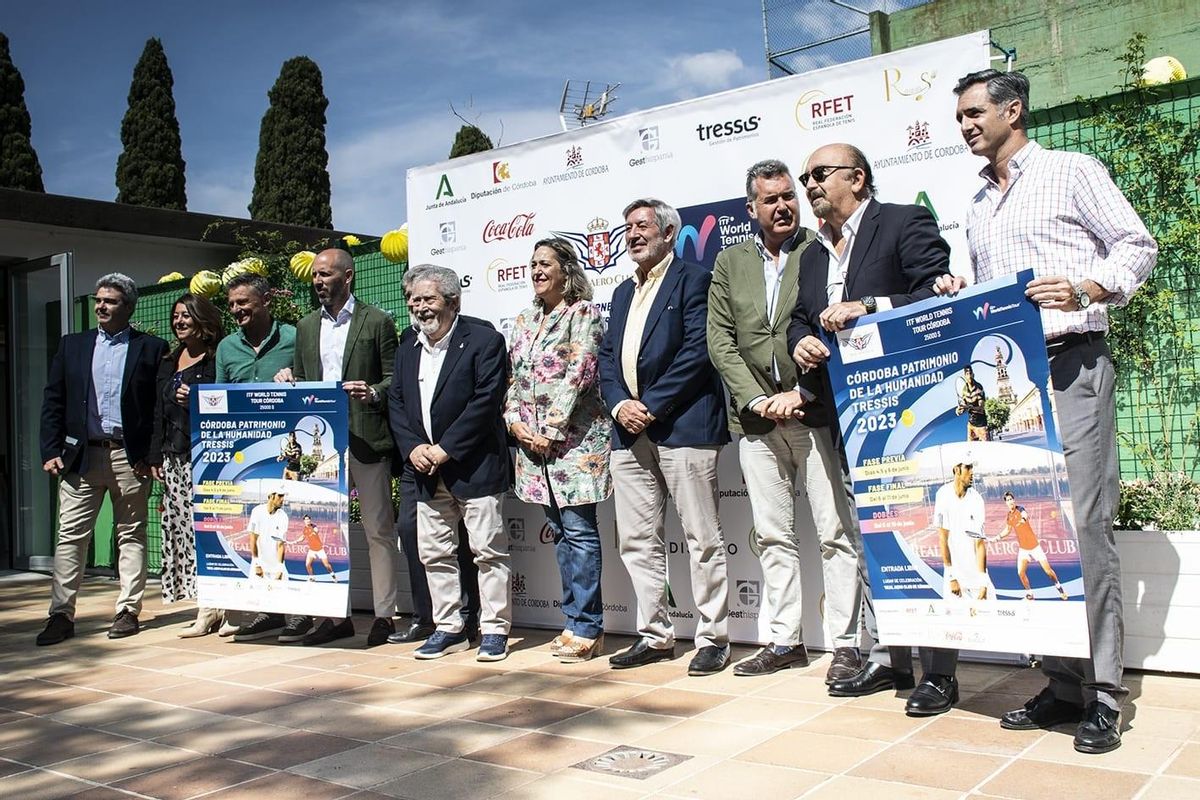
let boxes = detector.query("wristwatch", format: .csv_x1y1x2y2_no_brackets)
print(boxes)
861,296,878,314
1074,283,1091,310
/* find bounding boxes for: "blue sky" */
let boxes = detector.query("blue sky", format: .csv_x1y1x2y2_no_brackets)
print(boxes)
4,0,786,234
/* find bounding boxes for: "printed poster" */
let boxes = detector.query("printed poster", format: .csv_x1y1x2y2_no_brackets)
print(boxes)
826,270,1089,658
190,382,351,617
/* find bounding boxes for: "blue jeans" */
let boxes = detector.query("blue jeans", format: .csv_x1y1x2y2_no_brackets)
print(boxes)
546,501,603,639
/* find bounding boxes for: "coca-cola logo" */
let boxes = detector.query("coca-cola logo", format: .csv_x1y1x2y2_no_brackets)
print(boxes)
482,212,537,243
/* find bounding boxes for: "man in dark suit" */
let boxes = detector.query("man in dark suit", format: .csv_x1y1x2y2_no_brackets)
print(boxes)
388,313,484,645
598,197,731,676
275,248,399,647
388,265,512,662
37,273,168,645
707,159,863,681
785,142,953,713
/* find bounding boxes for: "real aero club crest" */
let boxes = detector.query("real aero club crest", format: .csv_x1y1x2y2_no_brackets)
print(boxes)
552,217,627,274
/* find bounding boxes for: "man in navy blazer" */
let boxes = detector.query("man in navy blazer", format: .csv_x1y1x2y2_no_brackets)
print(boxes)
37,273,168,646
784,143,954,713
388,265,512,662
598,197,731,676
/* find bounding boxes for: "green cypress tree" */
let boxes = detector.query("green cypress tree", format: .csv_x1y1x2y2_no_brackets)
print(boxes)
249,56,332,229
0,31,45,192
115,38,187,209
449,125,493,158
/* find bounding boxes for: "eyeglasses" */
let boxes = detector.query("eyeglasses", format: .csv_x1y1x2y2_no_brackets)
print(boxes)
798,165,857,185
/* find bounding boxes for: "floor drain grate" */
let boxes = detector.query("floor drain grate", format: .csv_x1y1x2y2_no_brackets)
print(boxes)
572,745,691,779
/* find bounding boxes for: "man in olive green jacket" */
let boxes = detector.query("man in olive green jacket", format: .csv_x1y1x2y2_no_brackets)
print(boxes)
706,158,861,680
277,248,399,647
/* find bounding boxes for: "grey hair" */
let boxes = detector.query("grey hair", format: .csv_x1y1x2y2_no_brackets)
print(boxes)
745,159,792,202
225,273,272,299
621,197,681,246
95,273,138,309
953,69,1031,128
404,264,462,305
532,237,594,305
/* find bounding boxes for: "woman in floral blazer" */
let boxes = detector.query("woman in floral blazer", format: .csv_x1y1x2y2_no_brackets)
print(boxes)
504,237,612,662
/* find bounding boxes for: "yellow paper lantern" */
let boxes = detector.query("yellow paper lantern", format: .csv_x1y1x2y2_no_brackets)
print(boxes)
290,250,315,282
189,270,222,299
380,226,409,263
157,271,185,284
342,234,361,247
240,257,267,276
1141,56,1187,85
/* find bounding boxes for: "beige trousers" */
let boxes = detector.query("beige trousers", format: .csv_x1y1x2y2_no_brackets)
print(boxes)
417,480,511,635
348,454,399,619
50,445,150,619
610,436,729,649
738,422,862,647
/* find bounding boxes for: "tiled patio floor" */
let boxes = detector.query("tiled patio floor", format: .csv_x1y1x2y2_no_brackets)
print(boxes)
3,573,1199,799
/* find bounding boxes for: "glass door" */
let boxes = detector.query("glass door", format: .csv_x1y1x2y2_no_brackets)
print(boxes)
6,253,74,570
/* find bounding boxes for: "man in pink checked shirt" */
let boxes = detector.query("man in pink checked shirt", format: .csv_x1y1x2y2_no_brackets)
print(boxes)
939,69,1157,755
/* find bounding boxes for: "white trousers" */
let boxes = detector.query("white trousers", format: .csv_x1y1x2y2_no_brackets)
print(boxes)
610,436,729,649
417,480,511,635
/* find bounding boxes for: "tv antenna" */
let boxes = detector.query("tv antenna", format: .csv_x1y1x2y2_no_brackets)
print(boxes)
559,80,620,131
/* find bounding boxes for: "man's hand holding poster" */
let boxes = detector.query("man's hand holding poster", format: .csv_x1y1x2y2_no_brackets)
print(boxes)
190,382,351,617
826,270,1089,658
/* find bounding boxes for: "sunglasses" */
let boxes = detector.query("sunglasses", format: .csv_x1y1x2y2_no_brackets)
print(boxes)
798,165,857,185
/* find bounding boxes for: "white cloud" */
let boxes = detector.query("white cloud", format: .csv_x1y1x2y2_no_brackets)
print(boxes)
664,49,758,98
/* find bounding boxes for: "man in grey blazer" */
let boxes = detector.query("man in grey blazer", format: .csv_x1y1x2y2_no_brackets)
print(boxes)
707,159,863,681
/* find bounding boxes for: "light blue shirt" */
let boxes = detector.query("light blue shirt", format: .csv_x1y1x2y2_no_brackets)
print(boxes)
88,327,130,440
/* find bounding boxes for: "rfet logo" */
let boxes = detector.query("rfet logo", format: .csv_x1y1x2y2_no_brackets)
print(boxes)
552,216,627,274
795,90,855,130
486,258,528,292
482,212,536,243
883,67,937,102
492,161,511,183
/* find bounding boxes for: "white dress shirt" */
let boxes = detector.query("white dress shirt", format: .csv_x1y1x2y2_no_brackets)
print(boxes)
416,316,459,441
319,294,357,381
815,200,893,312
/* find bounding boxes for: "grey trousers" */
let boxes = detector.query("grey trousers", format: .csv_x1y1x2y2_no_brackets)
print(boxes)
348,454,399,619
1042,337,1126,710
610,436,729,649
738,423,861,647
49,445,150,619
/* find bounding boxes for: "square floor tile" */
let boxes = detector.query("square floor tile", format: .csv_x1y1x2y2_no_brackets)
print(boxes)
381,719,525,757
222,730,361,769
371,759,539,799
736,729,886,773
659,759,824,799
850,743,1007,792
981,760,1150,800
465,698,591,729
467,732,611,772
290,742,447,789
113,755,270,799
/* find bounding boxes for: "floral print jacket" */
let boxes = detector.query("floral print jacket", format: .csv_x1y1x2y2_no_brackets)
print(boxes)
503,300,612,507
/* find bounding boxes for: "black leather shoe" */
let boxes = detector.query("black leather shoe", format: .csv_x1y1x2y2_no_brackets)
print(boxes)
999,687,1084,730
828,661,916,697
107,610,140,639
905,673,959,716
366,617,394,648
388,621,436,644
302,617,355,646
688,644,731,676
825,647,863,684
36,613,74,646
1073,701,1122,754
608,638,674,669
735,643,808,676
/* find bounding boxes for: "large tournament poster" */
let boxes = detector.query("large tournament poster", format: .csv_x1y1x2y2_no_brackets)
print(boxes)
826,271,1089,658
190,382,351,617
406,31,995,646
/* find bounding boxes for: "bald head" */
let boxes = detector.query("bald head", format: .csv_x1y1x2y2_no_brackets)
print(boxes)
312,248,354,312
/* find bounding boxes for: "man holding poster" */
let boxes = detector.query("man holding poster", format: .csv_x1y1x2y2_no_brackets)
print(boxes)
945,69,1157,753
706,159,864,681
277,248,399,648
785,143,957,711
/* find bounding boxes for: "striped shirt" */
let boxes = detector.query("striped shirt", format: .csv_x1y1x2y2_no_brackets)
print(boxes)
965,141,1157,340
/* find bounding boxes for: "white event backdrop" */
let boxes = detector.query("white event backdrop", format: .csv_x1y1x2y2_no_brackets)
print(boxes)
405,31,992,648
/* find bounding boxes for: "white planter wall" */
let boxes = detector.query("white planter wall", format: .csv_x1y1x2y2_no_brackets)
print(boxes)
1119,530,1200,673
